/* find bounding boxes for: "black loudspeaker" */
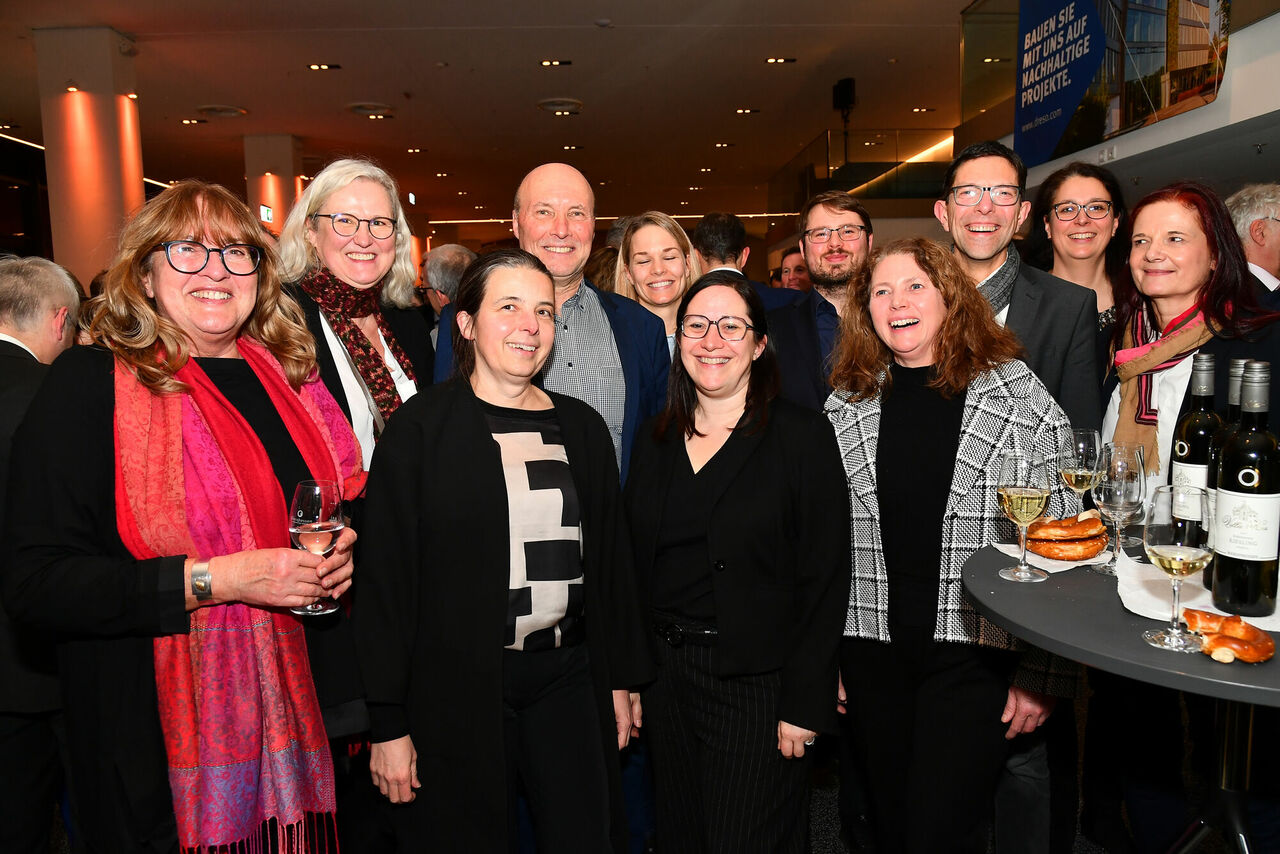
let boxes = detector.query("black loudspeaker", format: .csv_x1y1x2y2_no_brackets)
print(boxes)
832,77,855,112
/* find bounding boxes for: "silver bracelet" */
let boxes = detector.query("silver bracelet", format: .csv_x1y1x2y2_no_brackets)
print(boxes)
190,560,213,601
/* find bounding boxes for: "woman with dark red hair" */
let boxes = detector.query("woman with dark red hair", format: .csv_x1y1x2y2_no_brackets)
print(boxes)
1099,181,1280,851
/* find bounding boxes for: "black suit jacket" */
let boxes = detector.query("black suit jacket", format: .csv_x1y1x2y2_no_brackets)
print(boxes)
290,287,434,425
768,290,831,411
1251,271,1280,312
623,399,850,733
0,340,59,714
1006,264,1102,430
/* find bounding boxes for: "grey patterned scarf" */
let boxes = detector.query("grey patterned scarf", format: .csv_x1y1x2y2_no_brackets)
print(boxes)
976,244,1020,316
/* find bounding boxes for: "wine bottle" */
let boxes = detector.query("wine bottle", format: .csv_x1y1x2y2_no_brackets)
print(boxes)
1204,357,1248,588
1211,361,1280,616
1171,353,1221,495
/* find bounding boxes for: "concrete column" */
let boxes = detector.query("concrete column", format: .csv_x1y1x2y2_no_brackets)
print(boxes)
33,27,144,288
244,134,301,236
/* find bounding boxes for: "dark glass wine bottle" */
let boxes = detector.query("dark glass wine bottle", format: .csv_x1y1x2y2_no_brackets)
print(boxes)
1171,353,1221,491
1211,361,1280,616
1204,357,1248,589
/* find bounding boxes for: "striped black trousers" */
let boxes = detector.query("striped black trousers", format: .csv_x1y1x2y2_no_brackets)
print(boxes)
642,641,810,853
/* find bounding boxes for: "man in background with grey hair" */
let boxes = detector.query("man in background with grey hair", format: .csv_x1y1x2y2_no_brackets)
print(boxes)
1226,183,1280,310
0,255,80,852
421,243,476,346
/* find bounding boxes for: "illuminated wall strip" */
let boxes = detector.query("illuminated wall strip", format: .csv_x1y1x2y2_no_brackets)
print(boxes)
1,131,195,190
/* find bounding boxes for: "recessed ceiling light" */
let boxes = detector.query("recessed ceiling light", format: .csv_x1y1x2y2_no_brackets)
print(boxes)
863,141,882,146
407,148,421,153
982,57,1008,63
563,145,579,151
474,205,484,210
688,186,703,191
540,59,573,67
554,110,574,117
347,102,393,118
0,123,16,130
735,108,759,114
308,63,342,71
180,118,207,125
64,80,78,93
911,107,936,113
367,114,391,120
714,142,734,149
436,172,448,178
127,93,138,100
699,167,713,173
765,58,796,64
680,201,689,206
457,190,468,196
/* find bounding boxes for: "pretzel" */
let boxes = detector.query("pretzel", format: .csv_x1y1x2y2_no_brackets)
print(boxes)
1026,512,1108,561
1182,608,1276,664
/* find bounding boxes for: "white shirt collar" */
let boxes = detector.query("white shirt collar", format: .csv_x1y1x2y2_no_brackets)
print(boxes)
0,332,38,360
1249,261,1280,292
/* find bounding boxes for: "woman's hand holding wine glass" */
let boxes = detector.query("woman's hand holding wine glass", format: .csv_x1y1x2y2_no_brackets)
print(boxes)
289,480,346,616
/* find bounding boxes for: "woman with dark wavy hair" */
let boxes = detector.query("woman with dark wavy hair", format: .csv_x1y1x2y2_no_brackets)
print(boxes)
4,180,363,852
828,238,1076,853
624,270,849,851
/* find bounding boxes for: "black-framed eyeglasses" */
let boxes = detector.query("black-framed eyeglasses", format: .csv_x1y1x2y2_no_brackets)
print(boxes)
1050,200,1114,221
949,184,1021,206
153,241,262,276
312,212,396,240
680,314,754,341
802,224,867,244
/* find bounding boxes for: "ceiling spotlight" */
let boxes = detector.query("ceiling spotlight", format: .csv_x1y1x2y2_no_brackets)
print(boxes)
474,205,484,210
407,148,421,153
367,114,390,120
863,141,882,146
436,172,448,177
735,108,759,114
911,107,936,113
982,57,1008,63
0,123,16,130
680,201,689,206
554,110,574,117
563,145,579,151
180,118,208,125
688,186,703,191
457,190,468,196
127,93,138,100
537,97,583,116
714,142,734,148
699,167,713,173
765,57,797,64
540,59,573,67
64,81,79,93
308,63,342,71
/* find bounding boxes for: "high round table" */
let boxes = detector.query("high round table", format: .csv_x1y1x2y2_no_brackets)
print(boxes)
963,546,1278,853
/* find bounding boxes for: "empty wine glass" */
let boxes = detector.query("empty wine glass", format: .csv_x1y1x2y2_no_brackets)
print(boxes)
996,448,1052,583
1142,485,1211,653
288,480,344,616
1058,428,1101,499
1091,442,1147,576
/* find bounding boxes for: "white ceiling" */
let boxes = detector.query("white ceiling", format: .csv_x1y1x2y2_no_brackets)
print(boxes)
0,0,974,243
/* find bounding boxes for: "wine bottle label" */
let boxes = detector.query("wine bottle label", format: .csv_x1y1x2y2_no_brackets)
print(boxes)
1207,489,1218,549
1171,462,1207,488
1213,487,1280,561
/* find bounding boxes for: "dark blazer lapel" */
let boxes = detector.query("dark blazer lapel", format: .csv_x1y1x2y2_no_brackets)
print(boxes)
1004,270,1044,356
450,384,515,614
697,418,768,511
629,421,681,576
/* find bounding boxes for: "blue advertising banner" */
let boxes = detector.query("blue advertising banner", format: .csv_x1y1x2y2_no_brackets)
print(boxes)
1015,0,1105,167
1014,0,1230,169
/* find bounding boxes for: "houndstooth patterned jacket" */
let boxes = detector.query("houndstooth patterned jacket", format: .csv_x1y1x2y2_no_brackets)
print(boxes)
827,359,1081,695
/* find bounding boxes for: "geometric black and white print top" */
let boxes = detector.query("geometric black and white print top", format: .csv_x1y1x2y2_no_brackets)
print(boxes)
481,401,585,651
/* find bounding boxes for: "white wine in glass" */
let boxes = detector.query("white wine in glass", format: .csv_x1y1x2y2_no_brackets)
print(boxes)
997,449,1051,583
289,480,344,616
1059,428,1101,497
1142,485,1211,653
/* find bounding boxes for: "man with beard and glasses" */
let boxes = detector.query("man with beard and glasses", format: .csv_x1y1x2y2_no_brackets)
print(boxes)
934,140,1095,854
767,191,872,410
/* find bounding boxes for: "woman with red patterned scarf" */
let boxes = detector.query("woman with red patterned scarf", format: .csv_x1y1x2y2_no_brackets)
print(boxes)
4,181,363,852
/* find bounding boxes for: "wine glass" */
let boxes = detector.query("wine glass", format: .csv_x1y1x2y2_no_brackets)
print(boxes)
1058,428,1101,499
996,449,1052,583
1091,442,1147,575
1142,485,1211,653
288,480,344,616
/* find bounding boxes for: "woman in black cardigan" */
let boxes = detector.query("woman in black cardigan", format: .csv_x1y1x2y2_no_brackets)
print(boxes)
353,249,653,852
624,271,850,852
